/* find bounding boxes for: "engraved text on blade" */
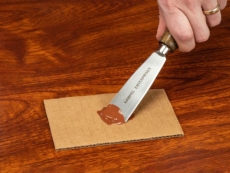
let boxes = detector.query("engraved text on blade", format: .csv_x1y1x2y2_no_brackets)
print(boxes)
124,67,151,104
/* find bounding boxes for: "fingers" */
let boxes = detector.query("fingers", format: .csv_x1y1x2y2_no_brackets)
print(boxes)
179,2,210,43
159,7,195,52
202,0,222,27
156,0,227,52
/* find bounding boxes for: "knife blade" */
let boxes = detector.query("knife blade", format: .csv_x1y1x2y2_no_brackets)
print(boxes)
110,30,178,122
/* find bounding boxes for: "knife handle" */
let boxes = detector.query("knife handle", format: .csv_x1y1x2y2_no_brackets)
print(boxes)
160,29,178,52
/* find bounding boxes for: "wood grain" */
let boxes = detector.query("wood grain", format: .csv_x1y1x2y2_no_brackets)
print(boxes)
0,0,230,172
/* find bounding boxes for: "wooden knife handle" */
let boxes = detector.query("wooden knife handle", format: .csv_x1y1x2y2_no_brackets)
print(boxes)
160,29,178,52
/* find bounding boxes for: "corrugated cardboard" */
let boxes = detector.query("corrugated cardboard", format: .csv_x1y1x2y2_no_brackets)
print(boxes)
44,89,184,150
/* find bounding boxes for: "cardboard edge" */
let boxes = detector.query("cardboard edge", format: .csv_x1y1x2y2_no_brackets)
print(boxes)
55,133,184,150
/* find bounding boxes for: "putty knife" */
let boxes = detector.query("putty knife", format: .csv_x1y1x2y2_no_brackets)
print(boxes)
110,30,178,122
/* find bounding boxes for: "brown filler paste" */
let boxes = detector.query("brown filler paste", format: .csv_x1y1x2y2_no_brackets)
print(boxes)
97,104,125,125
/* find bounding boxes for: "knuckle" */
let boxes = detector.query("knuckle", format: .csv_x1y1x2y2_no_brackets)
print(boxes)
178,31,194,42
209,19,221,27
159,0,175,9
196,33,210,43
196,36,208,43
179,44,195,52
207,13,222,27
184,0,197,9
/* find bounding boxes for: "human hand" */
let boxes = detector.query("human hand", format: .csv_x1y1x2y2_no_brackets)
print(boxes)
156,0,227,52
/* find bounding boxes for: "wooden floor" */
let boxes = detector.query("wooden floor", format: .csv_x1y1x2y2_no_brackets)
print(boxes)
0,0,230,172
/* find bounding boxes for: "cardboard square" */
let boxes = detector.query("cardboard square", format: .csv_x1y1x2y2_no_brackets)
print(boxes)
44,89,184,149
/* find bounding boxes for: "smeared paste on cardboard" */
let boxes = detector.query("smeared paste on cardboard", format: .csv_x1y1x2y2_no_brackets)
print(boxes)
97,104,125,125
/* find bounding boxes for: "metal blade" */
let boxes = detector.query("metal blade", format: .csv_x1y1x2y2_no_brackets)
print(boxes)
110,51,166,122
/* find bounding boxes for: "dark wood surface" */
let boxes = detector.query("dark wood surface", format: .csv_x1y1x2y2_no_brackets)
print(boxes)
0,0,230,172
